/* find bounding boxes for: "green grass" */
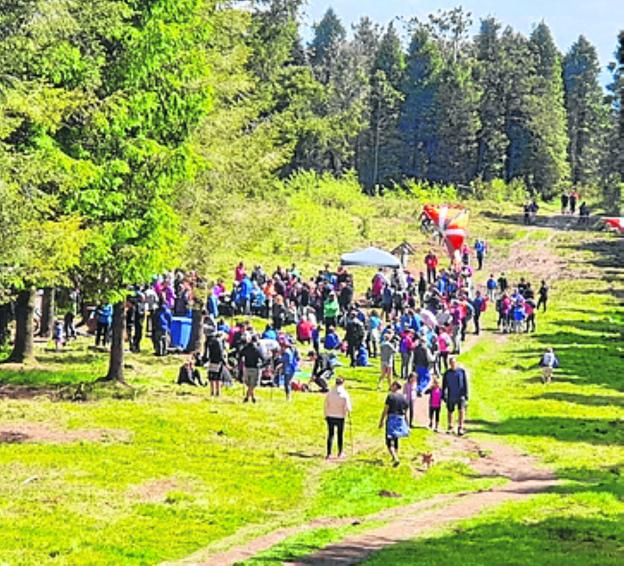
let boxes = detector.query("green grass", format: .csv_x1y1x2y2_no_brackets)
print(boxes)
0,340,495,564
365,223,624,564
1,205,621,564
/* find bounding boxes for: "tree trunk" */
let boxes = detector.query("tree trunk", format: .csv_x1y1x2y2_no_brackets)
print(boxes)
39,287,55,337
0,303,11,347
105,302,125,382
186,308,203,354
7,287,36,363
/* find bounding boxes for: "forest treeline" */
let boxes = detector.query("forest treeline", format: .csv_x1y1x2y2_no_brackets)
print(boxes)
0,0,623,379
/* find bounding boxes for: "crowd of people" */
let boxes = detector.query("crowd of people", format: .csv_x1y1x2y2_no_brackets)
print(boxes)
48,238,552,465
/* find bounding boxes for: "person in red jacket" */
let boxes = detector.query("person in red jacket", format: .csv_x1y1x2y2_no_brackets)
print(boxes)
424,250,438,284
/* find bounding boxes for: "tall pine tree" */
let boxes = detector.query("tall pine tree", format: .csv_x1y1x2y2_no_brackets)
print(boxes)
474,18,508,181
528,22,570,196
399,28,443,180
563,36,610,187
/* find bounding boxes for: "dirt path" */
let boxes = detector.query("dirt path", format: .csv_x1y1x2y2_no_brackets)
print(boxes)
175,217,567,566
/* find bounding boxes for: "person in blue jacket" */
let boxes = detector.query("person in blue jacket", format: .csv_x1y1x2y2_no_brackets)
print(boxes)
207,288,219,319
238,275,253,315
95,302,113,347
152,301,172,356
281,343,297,400
324,326,340,351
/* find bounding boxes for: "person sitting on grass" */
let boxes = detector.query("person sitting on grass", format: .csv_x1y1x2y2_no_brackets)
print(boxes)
177,359,203,386
324,377,352,460
324,326,340,351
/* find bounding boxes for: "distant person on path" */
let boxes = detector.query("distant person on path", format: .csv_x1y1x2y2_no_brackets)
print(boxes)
425,250,438,284
540,347,558,384
486,274,497,302
379,381,410,467
324,377,352,460
536,280,549,313
53,320,64,352
442,357,469,436
379,332,397,390
579,202,590,225
471,290,486,335
569,191,578,215
474,239,487,270
560,191,569,215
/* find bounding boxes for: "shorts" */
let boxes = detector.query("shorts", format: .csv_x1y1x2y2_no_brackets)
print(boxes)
208,363,222,382
381,360,393,371
243,367,260,387
446,397,467,413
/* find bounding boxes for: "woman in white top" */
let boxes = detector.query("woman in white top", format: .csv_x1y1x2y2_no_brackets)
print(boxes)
323,378,352,460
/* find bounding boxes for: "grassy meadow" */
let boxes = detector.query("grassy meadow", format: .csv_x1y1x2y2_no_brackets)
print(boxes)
0,198,622,565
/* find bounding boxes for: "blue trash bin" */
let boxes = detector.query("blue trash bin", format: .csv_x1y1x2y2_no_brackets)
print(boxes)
170,316,192,350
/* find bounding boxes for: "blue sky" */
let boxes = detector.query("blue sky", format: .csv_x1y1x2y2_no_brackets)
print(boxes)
303,0,623,84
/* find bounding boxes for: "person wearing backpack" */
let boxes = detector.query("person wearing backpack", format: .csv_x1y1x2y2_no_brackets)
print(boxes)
540,347,558,384
442,357,469,436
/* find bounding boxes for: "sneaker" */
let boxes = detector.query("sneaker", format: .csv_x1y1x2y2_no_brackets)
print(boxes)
458,428,465,436
337,452,346,460
392,460,400,468
252,397,257,404
446,428,453,434
434,427,439,433
243,397,249,403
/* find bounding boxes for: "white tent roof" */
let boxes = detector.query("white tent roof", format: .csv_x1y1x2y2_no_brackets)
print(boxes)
340,247,401,268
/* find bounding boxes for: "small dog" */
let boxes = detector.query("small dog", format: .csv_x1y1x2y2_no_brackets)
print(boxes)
421,453,434,468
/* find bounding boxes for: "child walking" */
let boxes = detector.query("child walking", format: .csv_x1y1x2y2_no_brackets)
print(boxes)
425,378,442,432
53,320,64,352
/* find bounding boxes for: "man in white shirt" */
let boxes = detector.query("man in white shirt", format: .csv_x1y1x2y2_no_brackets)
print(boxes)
323,378,352,460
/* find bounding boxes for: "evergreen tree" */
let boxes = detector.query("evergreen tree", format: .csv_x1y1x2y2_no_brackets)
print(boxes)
563,36,610,187
308,8,346,84
399,28,442,180
368,22,405,189
528,22,570,195
474,18,508,181
618,32,624,180
429,62,481,184
500,28,536,184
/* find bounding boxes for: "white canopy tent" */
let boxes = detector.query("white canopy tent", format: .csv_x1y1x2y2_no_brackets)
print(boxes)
340,247,401,269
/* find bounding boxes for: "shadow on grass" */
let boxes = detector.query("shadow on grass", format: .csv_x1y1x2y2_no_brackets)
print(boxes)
535,391,624,408
363,514,624,566
473,415,623,446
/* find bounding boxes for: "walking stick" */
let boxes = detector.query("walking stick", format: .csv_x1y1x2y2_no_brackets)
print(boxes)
348,413,354,456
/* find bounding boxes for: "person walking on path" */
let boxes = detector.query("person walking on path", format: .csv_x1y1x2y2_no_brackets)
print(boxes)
324,377,352,460
474,239,487,270
540,347,558,384
379,381,410,467
442,357,469,436
560,191,569,215
425,250,438,284
486,274,497,302
425,377,443,432
241,335,263,403
537,280,549,313
379,332,397,390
